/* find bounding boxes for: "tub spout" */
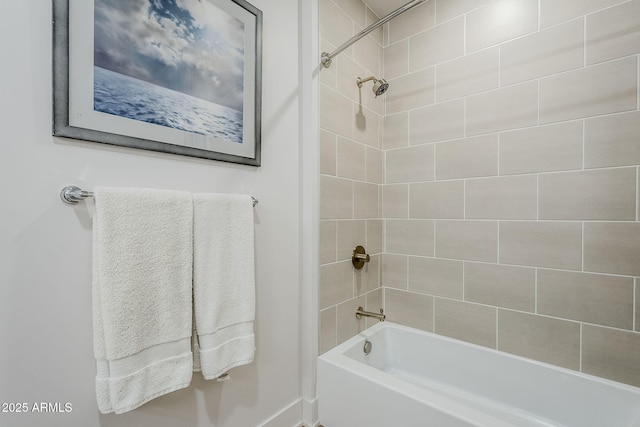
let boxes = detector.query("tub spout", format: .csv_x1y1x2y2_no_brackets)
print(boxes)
356,306,385,322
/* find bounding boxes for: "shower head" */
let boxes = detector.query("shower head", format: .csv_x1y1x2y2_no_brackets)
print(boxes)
357,76,390,97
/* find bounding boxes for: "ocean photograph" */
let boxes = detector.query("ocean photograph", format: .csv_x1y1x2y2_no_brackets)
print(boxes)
93,0,245,143
94,66,243,142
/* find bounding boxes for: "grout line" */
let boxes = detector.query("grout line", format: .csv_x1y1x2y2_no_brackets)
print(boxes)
497,134,501,176
433,141,438,181
498,40,502,88
536,174,539,221
496,221,500,263
463,179,466,220
381,218,640,224
534,268,538,314
632,277,640,332
387,286,637,336
432,294,436,333
462,261,466,301
536,79,540,127
582,119,586,170
379,253,637,279
433,220,437,257
495,308,499,350
583,16,587,67
581,222,585,272
434,61,438,103
407,183,411,219
463,14,467,56
463,96,467,139
579,322,583,373
633,279,637,332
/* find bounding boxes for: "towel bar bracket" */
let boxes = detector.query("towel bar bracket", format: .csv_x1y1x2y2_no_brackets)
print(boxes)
60,185,258,207
60,185,93,205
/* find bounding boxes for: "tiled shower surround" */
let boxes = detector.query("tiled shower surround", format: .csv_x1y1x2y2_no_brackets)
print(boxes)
319,0,640,387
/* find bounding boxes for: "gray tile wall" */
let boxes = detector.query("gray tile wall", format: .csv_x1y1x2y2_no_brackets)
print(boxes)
319,0,384,352
319,0,640,388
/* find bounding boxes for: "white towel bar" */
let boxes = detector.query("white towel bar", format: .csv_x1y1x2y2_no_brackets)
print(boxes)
60,185,258,207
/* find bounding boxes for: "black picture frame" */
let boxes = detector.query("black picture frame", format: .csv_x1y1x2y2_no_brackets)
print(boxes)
53,0,262,166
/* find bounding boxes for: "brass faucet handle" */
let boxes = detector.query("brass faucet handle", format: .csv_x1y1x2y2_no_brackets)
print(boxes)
352,245,370,269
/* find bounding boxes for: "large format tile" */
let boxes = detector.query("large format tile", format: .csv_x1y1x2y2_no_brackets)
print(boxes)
409,99,465,145
381,254,408,289
435,298,497,348
383,112,408,150
501,18,584,86
538,168,637,220
584,222,640,276
386,219,435,256
321,85,354,138
585,111,640,168
586,0,640,64
498,310,580,370
385,288,434,331
582,325,640,387
320,176,353,219
436,47,499,102
466,82,538,136
539,57,637,124
435,220,498,262
499,221,582,270
540,0,630,28
465,175,537,220
386,144,435,183
537,269,634,330
382,184,408,218
336,137,366,180
320,220,337,264
409,17,465,71
410,180,465,219
409,257,463,298
354,181,379,219
464,262,535,312
436,135,499,180
466,0,539,52
436,0,491,24
320,261,353,309
386,68,436,114
388,0,436,44
499,121,583,175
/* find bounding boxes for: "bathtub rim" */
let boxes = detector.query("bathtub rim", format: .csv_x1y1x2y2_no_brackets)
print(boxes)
318,321,640,426
320,321,640,395
318,326,518,426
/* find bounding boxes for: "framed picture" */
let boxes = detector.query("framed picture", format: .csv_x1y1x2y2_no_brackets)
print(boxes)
53,0,262,166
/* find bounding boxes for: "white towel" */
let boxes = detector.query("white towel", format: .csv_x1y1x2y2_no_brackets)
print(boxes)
92,187,194,414
193,193,256,379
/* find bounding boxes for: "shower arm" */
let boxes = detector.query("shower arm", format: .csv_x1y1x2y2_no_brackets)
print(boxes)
321,0,426,68
356,76,377,87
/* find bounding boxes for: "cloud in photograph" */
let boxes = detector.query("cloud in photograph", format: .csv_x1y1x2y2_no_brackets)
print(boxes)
94,0,245,111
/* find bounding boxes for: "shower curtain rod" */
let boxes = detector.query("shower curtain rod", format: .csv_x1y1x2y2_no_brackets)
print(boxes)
320,0,426,68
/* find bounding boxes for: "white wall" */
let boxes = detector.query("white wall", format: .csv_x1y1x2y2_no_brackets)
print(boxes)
0,1,303,426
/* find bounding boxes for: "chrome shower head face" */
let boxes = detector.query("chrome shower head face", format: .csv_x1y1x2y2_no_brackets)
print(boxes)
373,79,389,97
356,76,390,98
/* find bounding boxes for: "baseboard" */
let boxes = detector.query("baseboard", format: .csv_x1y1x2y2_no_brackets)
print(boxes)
259,398,303,427
301,396,318,427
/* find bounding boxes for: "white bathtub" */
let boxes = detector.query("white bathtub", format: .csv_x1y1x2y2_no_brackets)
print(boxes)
317,322,640,427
